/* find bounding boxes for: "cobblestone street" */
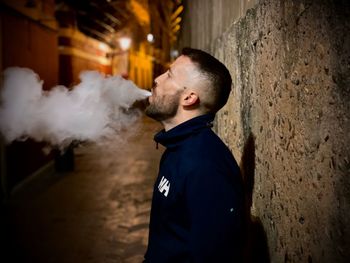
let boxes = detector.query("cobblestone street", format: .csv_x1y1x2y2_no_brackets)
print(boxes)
2,117,163,263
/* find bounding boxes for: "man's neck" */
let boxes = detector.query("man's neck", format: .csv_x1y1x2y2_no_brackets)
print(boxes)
162,110,203,131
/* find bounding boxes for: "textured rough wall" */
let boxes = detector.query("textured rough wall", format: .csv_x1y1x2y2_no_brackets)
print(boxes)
179,0,258,50
180,0,350,262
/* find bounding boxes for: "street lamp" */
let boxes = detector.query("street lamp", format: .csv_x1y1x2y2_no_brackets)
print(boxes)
118,37,131,51
147,33,154,43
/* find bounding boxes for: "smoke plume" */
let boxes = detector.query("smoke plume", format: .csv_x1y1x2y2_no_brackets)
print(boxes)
0,67,151,148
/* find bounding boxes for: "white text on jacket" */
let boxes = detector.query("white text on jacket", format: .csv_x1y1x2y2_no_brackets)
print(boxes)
158,176,170,197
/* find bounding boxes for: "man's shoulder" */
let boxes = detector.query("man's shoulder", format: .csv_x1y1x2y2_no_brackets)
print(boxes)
179,128,238,171
183,128,231,156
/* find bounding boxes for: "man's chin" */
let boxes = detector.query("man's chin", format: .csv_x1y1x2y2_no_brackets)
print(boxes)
145,106,164,122
144,104,152,115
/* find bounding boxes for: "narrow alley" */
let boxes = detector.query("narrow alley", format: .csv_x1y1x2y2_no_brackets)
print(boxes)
1,1,349,262
2,117,163,263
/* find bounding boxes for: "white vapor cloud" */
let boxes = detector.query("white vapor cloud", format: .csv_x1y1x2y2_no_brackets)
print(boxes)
0,67,151,148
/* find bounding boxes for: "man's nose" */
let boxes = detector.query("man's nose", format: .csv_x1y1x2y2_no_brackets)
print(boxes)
154,77,159,87
154,72,166,84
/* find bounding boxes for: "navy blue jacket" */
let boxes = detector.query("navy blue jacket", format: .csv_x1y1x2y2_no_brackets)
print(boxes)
144,114,244,263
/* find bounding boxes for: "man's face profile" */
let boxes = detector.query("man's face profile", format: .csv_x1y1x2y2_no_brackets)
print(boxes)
145,55,196,122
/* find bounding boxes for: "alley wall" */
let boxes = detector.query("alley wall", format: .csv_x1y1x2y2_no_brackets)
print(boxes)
179,0,350,262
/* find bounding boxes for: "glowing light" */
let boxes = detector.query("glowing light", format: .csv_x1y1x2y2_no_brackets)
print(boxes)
171,5,184,20
99,43,109,52
130,0,150,26
147,33,154,43
118,37,131,51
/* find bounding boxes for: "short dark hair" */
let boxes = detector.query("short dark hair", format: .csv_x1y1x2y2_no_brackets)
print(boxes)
181,47,232,113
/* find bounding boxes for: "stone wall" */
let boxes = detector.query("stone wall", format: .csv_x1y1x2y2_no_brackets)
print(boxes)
179,0,350,262
179,0,258,50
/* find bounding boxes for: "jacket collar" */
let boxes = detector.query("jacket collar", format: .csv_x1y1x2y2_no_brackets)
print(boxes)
154,113,215,149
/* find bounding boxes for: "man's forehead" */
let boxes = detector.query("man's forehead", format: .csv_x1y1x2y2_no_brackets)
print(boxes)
170,55,196,74
169,55,204,89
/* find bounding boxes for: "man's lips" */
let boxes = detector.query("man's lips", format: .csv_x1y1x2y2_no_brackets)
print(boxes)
149,88,156,100
148,93,154,103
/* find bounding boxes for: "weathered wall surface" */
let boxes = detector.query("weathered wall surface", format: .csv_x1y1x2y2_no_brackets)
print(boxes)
180,0,258,50
180,0,350,262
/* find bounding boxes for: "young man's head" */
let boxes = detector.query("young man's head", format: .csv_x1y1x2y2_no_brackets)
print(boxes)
145,48,232,128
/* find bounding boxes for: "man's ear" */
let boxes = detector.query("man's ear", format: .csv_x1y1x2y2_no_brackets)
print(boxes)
182,92,199,107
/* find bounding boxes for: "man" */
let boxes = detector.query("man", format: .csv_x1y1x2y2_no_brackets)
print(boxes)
144,48,244,263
